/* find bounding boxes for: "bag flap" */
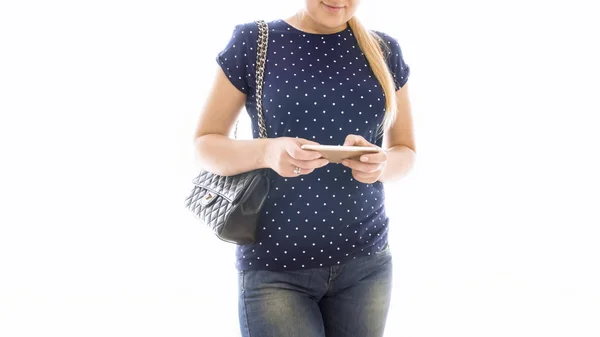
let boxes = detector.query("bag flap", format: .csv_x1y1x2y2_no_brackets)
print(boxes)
192,170,261,203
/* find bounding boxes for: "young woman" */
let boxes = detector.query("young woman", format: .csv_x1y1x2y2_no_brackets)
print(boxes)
193,1,416,336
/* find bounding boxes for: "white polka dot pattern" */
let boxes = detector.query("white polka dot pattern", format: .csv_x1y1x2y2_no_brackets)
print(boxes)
216,19,410,271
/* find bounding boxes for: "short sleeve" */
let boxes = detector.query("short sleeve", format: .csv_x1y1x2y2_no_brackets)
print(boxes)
374,31,411,90
216,24,254,94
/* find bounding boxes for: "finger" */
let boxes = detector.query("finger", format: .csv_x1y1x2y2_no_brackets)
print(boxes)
287,146,323,161
352,171,376,182
359,150,387,164
287,164,314,176
342,159,382,173
289,158,329,170
352,170,370,179
343,134,370,146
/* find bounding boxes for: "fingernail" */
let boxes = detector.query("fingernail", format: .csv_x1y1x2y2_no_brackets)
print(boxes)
342,160,348,166
361,156,368,162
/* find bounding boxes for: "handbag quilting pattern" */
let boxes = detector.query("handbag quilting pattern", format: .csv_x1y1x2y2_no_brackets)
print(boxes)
185,170,261,233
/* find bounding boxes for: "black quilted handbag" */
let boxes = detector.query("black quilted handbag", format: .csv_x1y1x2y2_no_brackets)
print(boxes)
184,20,270,245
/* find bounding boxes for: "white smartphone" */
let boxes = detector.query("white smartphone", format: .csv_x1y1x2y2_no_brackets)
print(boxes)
301,144,380,163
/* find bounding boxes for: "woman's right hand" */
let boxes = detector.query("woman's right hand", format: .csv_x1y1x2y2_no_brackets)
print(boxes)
264,137,330,177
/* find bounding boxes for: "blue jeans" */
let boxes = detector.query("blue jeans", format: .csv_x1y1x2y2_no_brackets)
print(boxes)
237,244,393,337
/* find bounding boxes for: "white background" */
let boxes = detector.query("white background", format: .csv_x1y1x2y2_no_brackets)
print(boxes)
1,0,599,336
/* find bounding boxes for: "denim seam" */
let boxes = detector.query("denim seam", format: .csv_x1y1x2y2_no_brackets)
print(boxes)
325,265,343,294
241,271,252,337
325,267,333,292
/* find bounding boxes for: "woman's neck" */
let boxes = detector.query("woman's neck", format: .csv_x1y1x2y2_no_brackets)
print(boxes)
285,11,348,35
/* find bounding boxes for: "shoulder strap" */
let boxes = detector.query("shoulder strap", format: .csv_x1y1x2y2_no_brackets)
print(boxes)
254,20,269,139
234,20,269,139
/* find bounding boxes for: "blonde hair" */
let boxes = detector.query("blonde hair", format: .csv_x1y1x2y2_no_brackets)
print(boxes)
348,17,397,136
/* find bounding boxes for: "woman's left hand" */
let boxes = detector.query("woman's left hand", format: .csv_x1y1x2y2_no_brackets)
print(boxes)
341,134,388,184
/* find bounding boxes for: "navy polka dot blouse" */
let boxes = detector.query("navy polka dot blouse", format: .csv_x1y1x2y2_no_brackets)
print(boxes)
216,19,410,271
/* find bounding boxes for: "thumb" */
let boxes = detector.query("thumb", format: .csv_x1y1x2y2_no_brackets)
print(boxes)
343,134,367,146
343,134,356,146
296,138,320,146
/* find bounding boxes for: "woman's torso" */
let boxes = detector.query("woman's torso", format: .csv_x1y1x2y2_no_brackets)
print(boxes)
220,19,397,271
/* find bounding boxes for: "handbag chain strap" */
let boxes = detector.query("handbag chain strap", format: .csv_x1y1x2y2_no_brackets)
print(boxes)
234,20,269,139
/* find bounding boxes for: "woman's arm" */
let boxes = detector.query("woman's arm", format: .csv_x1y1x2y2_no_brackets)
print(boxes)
193,67,328,177
193,68,271,176
378,83,416,183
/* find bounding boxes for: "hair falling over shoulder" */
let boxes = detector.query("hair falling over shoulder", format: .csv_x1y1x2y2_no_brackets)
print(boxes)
347,17,397,137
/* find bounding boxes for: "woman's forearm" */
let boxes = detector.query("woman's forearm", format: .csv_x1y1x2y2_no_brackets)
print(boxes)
194,134,271,176
378,145,416,183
